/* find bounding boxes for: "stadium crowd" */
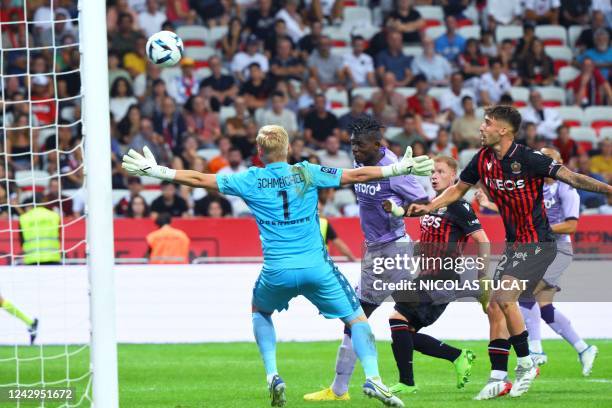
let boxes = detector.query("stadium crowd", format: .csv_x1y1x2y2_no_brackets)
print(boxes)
1,0,612,220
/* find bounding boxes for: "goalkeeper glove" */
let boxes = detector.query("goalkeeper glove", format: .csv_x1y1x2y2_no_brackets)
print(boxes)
383,199,406,217
381,146,435,178
122,146,176,181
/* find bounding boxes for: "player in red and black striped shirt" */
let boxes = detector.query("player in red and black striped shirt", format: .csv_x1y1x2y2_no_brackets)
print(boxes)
408,106,612,400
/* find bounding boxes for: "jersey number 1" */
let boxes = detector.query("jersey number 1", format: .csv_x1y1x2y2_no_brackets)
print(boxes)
278,190,290,220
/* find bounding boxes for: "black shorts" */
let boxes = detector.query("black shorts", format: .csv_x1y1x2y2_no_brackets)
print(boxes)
494,242,557,297
394,302,448,332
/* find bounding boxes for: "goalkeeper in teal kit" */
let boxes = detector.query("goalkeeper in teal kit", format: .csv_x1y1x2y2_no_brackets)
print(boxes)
123,125,434,407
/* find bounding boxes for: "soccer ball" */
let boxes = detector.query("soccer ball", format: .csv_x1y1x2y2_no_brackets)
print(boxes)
146,31,184,67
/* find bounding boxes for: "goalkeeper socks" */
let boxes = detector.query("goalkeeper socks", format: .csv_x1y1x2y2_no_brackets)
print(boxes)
350,322,380,379
413,332,462,362
252,312,277,378
540,304,587,353
519,301,543,353
390,319,415,386
331,333,357,396
1,299,33,326
488,339,510,379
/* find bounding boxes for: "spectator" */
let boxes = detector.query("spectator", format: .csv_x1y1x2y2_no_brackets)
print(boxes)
304,94,339,148
498,39,519,83
194,192,233,217
165,0,195,25
559,0,591,27
107,51,131,91
388,114,425,149
264,19,293,59
270,37,305,84
191,0,227,27
578,28,612,80
146,213,190,264
297,77,322,119
486,0,522,26
388,0,424,44
200,55,238,111
142,78,167,118
138,0,165,37
440,72,476,119
128,117,173,167
218,147,248,175
575,154,607,208
307,35,343,87
38,8,76,47
47,125,83,189
122,35,148,77
6,116,38,171
342,35,377,88
522,90,563,140
298,20,323,59
259,91,299,137
479,58,512,106
430,128,458,159
231,35,269,82
115,176,144,216
480,30,498,58
171,136,202,171
415,97,445,142
316,135,352,168
407,74,439,117
183,96,221,147
375,29,414,86
458,38,490,86
117,104,143,145
221,17,245,62
590,138,612,182
338,96,368,144
304,0,343,22
246,0,278,41
166,57,199,105
110,77,138,123
450,96,481,149
576,11,611,51
553,125,581,164
153,96,187,154
288,137,310,164
109,12,140,57
275,0,307,43
598,194,612,214
208,136,232,173
372,72,407,127
524,0,560,25
30,75,57,126
225,96,252,140
42,178,75,218
239,63,274,112
517,38,555,86
150,181,189,218
127,195,150,219
568,58,612,108
434,15,466,64
411,37,452,86
592,0,612,27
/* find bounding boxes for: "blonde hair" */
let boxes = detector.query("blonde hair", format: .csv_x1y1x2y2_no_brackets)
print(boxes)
256,125,289,162
434,155,459,173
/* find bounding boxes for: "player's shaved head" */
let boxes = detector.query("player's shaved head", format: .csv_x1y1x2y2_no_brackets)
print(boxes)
541,147,562,164
256,125,289,163
349,116,384,165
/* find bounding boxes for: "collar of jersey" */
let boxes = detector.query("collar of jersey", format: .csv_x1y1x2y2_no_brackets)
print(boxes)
265,161,289,169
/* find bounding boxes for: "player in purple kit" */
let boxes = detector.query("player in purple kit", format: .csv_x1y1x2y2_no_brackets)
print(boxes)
304,117,472,402
477,147,598,375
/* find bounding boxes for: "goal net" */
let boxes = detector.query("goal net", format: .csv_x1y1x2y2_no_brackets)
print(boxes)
0,0,117,406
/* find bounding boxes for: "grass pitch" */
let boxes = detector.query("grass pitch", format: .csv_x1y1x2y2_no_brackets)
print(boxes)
1,340,611,407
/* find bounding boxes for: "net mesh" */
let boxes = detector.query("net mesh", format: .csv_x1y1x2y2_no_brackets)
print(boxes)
1,0,92,405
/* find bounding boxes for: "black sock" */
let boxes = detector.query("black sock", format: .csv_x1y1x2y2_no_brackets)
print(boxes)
509,330,530,358
488,339,511,372
389,319,414,386
412,332,462,362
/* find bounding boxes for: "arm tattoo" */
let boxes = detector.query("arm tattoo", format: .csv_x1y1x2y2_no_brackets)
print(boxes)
555,166,612,194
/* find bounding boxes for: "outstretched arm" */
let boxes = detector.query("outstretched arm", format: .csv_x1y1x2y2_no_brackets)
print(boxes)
172,170,219,190
555,166,612,196
406,181,471,216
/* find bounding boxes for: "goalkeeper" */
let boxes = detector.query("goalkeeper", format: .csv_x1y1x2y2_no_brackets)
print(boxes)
123,125,434,407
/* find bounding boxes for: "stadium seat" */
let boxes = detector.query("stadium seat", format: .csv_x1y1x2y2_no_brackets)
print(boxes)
558,66,580,86
342,6,372,27
15,170,50,192
325,88,349,108
457,25,481,40
402,46,423,57
206,26,228,47
37,127,55,148
197,148,221,161
322,26,351,46
535,86,566,107
195,67,212,80
184,46,217,68
358,26,381,41
569,127,598,151
330,46,352,57
219,106,236,124
160,66,181,86
458,148,479,169
510,87,529,107
544,46,572,74
395,87,416,98
424,25,446,40
599,127,612,139
535,25,567,46
140,190,162,204
428,87,447,102
496,25,523,43
112,189,129,206
385,126,403,139
475,107,485,119
584,106,612,134
331,107,350,117
177,25,208,47
556,106,585,128
568,25,585,48
352,86,377,101
60,106,76,122
415,5,444,26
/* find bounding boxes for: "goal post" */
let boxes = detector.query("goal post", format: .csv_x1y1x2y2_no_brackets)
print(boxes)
80,0,119,406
